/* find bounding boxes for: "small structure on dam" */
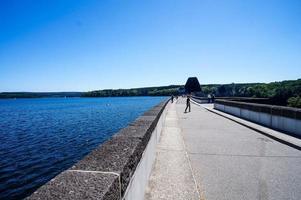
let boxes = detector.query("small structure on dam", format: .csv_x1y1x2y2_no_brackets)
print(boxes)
185,77,201,94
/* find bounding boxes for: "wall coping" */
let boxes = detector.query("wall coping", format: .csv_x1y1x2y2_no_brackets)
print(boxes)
27,99,169,200
191,96,270,104
192,96,269,101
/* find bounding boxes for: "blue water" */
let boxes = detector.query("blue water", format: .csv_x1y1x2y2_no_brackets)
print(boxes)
0,97,166,199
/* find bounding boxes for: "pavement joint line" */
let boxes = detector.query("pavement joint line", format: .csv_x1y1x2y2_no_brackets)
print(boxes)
68,169,122,199
175,105,205,200
157,147,184,152
187,152,301,158
191,99,301,151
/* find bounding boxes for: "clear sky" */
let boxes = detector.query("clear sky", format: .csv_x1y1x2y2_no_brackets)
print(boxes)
0,0,300,92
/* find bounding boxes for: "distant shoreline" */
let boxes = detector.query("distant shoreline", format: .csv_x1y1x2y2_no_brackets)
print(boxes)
0,92,83,99
0,96,170,99
1,79,300,108
0,85,182,99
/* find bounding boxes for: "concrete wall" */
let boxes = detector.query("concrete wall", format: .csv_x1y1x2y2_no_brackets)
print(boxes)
192,96,269,104
27,99,169,200
191,96,210,104
122,103,167,200
214,100,301,137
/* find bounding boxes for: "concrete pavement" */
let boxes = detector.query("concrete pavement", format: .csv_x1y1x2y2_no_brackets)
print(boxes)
197,103,301,149
144,102,200,200
145,98,301,200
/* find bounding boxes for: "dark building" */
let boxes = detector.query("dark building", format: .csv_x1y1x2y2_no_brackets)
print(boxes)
185,77,201,93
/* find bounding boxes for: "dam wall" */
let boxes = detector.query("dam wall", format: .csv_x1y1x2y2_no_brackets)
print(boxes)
214,99,301,137
27,99,169,200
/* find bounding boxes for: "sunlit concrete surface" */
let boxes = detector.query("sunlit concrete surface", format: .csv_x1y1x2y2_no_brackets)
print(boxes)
144,102,200,200
145,98,301,200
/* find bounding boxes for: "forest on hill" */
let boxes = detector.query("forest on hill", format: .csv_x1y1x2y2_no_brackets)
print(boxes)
1,79,300,107
81,85,182,97
82,79,301,107
199,79,301,107
0,92,82,99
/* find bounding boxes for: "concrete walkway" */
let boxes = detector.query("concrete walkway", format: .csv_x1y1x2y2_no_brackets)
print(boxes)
144,101,200,200
145,98,301,200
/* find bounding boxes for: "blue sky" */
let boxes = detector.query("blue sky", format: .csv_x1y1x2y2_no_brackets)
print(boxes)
0,0,300,92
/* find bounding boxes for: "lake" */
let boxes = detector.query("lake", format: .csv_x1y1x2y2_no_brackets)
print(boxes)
0,97,166,199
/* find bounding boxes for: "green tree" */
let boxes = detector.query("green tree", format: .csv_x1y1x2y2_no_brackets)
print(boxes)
287,96,301,108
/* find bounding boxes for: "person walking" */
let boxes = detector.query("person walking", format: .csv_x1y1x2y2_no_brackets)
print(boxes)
207,94,211,103
185,95,191,113
211,94,215,103
171,95,174,103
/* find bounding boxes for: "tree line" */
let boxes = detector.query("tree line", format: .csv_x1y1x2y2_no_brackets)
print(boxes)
1,79,300,108
198,79,301,108
81,85,181,97
0,92,82,99
82,79,301,107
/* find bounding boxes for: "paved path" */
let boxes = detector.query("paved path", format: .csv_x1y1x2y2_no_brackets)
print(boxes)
145,98,301,200
144,102,200,200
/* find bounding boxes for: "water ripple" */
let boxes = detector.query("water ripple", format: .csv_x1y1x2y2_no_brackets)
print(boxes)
0,97,165,199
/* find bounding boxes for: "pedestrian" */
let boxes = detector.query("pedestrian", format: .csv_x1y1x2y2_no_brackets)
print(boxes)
207,94,211,103
185,95,191,113
171,95,174,103
211,94,215,103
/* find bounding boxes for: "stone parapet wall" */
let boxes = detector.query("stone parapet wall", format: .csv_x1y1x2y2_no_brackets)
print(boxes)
27,99,169,200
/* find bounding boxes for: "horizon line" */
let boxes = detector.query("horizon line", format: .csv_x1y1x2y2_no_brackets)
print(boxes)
1,78,300,93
